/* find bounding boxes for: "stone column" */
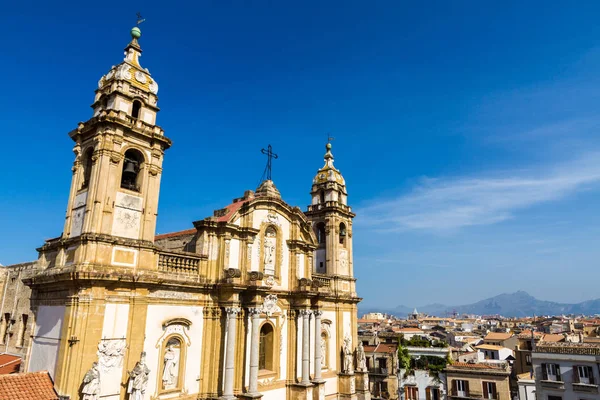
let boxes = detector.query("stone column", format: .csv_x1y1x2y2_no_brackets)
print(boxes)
248,308,261,395
222,307,241,400
313,310,323,381
301,309,312,384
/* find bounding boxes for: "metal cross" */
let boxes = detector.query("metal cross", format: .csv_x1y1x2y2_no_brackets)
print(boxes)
136,12,146,26
327,133,335,143
261,144,278,181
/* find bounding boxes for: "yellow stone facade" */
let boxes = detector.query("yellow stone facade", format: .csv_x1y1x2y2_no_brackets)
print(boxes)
24,28,365,400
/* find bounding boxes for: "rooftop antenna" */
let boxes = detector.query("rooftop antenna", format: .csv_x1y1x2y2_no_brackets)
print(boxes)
136,12,146,25
260,144,278,182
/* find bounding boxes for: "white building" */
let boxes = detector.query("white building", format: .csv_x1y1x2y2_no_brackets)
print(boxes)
532,341,600,400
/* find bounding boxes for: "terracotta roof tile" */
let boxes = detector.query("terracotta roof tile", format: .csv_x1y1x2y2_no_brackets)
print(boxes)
0,354,20,375
476,344,505,351
484,332,513,341
0,371,58,400
154,228,196,240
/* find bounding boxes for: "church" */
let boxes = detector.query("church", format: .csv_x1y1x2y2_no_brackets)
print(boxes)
23,25,367,400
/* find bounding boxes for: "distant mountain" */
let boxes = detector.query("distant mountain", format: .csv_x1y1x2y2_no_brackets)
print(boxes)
360,291,600,318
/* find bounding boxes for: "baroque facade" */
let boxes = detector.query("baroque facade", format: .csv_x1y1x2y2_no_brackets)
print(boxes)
23,26,367,400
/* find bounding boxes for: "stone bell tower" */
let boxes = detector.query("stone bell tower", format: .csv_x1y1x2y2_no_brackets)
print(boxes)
305,142,355,280
27,26,171,399
60,25,171,267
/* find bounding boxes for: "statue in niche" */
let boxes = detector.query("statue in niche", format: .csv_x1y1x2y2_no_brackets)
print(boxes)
356,342,367,372
342,337,353,373
162,338,180,389
321,332,327,368
128,352,150,400
263,227,276,275
82,362,101,400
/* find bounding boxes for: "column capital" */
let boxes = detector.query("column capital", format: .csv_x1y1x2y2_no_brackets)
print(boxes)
225,307,241,316
313,310,323,317
248,307,262,317
299,309,312,317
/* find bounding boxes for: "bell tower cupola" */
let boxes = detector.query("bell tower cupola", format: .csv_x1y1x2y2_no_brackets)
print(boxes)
305,142,355,279
54,25,171,269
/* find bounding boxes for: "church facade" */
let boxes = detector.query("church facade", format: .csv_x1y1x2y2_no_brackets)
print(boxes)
24,26,367,400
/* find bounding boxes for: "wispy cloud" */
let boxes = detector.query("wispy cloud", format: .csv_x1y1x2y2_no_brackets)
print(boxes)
358,152,600,232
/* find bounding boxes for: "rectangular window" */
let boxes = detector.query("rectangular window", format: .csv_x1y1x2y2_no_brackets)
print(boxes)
406,386,418,400
455,380,468,397
483,382,497,399
544,363,561,381
547,396,561,400
576,365,595,384
432,388,440,400
525,354,532,365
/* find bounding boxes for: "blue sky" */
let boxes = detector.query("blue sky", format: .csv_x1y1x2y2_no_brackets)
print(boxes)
2,2,600,308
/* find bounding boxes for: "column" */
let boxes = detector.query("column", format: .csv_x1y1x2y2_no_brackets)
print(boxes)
248,308,261,395
222,307,240,400
313,310,323,381
300,309,312,384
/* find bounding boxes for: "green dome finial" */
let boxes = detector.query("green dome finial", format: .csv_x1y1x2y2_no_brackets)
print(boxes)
326,142,332,151
131,26,142,39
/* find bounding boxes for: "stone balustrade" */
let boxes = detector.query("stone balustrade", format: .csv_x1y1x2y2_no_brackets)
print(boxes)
157,250,201,274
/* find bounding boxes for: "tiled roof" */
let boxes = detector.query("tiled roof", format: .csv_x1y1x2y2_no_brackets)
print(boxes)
542,334,564,343
0,371,58,400
215,199,248,222
375,343,397,353
395,328,423,333
476,344,505,351
155,228,196,240
484,332,512,341
0,354,20,375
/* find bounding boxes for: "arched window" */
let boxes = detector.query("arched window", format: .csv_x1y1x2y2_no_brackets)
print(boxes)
132,100,142,119
161,336,183,391
259,323,274,371
315,222,326,245
339,222,347,246
319,190,325,204
121,149,144,192
81,147,94,189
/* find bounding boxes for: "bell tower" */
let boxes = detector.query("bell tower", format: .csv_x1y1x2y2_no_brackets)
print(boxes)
305,142,355,279
60,25,171,266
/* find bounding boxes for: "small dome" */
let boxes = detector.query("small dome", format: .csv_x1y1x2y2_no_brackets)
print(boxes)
313,143,345,185
131,26,142,39
256,180,281,198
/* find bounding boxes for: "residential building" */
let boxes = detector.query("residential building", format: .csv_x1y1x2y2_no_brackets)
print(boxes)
533,341,600,400
400,369,446,400
517,372,535,400
483,332,518,350
0,262,37,373
445,362,511,400
363,340,399,399
475,345,514,363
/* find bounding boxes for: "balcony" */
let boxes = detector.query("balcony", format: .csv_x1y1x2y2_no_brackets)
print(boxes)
573,383,599,393
449,390,499,399
540,380,565,390
368,367,389,375
312,274,331,289
158,250,201,274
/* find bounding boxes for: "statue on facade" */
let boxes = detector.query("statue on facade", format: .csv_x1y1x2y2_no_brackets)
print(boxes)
356,341,367,372
128,352,150,400
263,227,276,275
342,337,353,373
82,362,101,400
162,344,179,388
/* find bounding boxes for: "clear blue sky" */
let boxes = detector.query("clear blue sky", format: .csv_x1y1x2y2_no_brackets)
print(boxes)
2,2,600,308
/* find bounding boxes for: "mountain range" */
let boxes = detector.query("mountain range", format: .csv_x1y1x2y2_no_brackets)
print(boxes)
361,291,600,318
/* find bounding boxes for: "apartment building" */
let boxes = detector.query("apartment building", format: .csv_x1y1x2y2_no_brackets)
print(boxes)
445,362,511,400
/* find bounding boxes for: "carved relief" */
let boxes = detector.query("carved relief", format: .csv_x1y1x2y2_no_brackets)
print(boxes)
97,339,126,372
112,192,142,239
263,227,276,276
261,294,281,317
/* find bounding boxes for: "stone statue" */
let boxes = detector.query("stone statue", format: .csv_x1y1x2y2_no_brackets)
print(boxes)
356,342,367,372
128,352,150,400
343,337,353,373
321,334,327,367
82,362,101,400
162,344,179,388
263,228,276,274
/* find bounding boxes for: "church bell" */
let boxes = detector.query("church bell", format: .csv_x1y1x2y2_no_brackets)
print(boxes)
123,160,138,178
